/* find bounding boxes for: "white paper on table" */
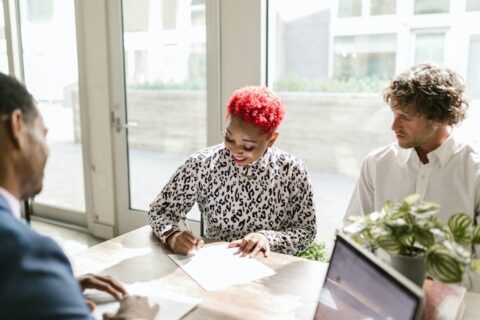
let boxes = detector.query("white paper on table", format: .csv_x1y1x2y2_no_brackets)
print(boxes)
84,282,201,320
168,244,276,291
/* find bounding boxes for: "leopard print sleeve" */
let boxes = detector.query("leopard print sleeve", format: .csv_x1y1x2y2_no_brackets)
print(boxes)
148,155,200,242
148,145,316,254
257,160,317,255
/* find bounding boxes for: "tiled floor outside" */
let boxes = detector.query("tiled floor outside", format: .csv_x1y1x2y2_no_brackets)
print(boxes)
31,219,101,258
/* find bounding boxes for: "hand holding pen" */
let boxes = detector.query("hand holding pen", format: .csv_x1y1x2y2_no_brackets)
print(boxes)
166,218,204,255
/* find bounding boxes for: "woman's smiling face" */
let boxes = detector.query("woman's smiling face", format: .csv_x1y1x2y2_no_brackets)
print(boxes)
223,115,278,166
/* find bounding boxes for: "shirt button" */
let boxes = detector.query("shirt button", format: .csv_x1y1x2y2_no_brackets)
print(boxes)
421,175,426,179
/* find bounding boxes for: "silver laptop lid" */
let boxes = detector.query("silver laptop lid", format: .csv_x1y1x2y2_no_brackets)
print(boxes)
314,232,424,320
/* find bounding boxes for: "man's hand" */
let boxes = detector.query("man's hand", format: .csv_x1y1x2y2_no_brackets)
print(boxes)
102,295,159,320
77,274,127,310
167,231,204,255
228,232,270,258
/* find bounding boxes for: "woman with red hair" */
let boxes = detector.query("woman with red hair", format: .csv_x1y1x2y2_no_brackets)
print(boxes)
149,86,316,257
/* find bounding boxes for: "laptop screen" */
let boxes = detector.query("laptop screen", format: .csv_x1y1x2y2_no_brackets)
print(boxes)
314,233,423,320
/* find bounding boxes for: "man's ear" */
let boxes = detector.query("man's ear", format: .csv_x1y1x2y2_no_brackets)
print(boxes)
4,109,26,149
267,131,279,147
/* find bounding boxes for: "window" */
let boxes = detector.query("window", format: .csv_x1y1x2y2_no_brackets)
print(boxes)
467,36,480,99
26,0,53,23
269,1,393,244
456,35,480,151
19,0,85,212
414,0,449,14
338,0,361,17
371,0,396,15
268,0,480,243
414,31,445,64
467,0,480,11
123,0,150,32
191,0,205,26
334,34,396,83
121,0,207,211
269,3,394,170
0,1,8,73
161,0,178,30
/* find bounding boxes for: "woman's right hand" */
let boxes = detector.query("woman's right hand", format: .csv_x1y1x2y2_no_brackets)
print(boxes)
167,231,204,255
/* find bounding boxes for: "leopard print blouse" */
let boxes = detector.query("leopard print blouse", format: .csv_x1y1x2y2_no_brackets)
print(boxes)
148,144,317,255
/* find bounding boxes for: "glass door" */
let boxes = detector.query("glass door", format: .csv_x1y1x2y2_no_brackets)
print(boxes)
112,0,210,233
0,1,9,73
18,0,86,225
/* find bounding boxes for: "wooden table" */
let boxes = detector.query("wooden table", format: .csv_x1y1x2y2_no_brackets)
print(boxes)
463,292,480,320
71,226,327,320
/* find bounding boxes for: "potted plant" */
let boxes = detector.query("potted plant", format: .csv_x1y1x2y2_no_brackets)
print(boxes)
343,194,480,286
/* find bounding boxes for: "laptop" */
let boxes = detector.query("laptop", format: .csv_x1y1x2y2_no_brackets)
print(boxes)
314,232,424,320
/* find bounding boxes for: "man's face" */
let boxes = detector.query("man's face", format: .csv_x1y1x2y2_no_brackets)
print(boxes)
20,110,49,200
390,104,438,150
223,115,277,166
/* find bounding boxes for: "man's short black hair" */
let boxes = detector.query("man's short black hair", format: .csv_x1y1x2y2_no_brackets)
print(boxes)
0,72,36,122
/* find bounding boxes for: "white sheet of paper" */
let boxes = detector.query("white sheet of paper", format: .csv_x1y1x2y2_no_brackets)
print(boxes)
85,282,200,320
168,244,276,291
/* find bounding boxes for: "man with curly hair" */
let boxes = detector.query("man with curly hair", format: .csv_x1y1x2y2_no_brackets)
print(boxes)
149,86,316,257
345,63,480,290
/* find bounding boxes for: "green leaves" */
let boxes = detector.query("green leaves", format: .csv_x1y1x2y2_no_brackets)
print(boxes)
377,236,402,254
342,194,479,285
298,242,329,262
473,225,480,244
413,225,435,248
344,194,440,257
448,213,473,245
403,194,420,206
427,245,464,283
448,213,472,231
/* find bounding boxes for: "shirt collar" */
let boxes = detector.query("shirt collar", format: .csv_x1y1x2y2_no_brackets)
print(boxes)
428,134,460,168
225,145,273,175
0,186,21,220
249,147,272,167
396,134,459,167
397,145,414,165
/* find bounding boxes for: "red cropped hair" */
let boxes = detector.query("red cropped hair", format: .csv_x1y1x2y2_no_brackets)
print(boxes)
226,86,285,134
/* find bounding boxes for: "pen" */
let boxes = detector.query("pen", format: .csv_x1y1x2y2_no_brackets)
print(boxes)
180,215,204,250
180,215,192,233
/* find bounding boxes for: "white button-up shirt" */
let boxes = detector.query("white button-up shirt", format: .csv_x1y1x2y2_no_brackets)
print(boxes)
345,134,480,291
0,186,21,220
346,134,480,223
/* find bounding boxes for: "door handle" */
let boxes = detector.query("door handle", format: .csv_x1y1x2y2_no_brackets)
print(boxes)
112,111,138,133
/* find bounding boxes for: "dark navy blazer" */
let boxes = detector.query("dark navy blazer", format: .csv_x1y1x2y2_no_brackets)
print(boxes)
0,194,92,319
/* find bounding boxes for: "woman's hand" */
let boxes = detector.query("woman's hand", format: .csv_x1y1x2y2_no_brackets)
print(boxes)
167,231,204,255
228,232,270,258
77,273,127,310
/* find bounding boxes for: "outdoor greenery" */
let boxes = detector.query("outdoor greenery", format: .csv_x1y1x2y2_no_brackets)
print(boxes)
343,194,480,283
273,75,389,93
298,242,330,262
127,79,206,91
